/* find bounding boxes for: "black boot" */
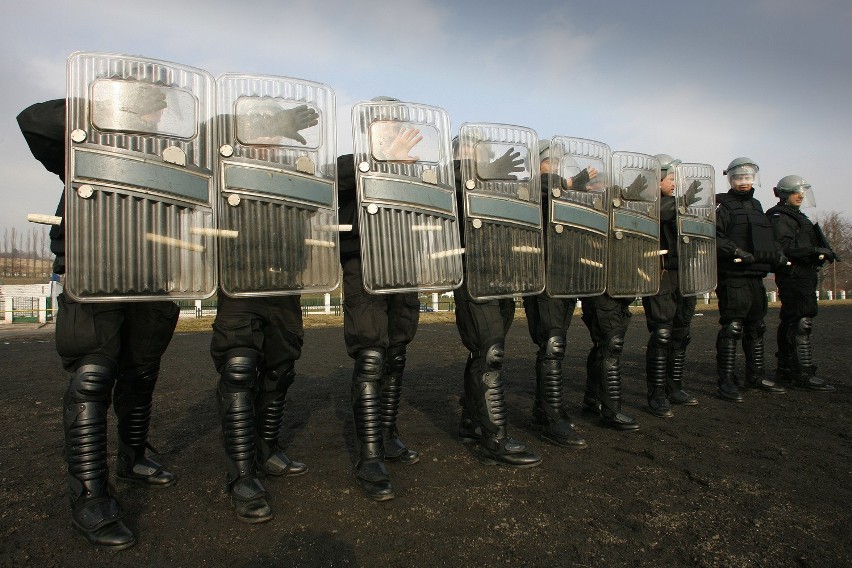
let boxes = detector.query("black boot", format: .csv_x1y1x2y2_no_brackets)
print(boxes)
352,349,394,501
667,331,698,405
255,362,307,477
114,365,176,488
471,344,542,467
64,360,136,550
716,322,744,402
597,331,639,431
743,322,786,395
218,351,273,523
380,347,420,464
789,318,835,392
646,327,674,418
532,336,586,448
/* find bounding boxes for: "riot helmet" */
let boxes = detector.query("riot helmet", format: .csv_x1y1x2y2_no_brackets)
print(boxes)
723,157,760,189
774,174,816,207
654,153,681,180
371,96,400,102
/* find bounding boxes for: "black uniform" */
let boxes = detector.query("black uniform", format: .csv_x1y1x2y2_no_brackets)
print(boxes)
211,291,307,523
766,202,835,391
18,100,178,550
715,188,786,401
521,173,586,448
641,195,699,415
337,154,420,501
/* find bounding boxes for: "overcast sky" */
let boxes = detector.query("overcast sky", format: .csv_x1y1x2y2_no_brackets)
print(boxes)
1,0,850,241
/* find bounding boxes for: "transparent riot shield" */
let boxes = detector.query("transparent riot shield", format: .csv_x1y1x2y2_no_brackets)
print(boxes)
544,137,611,298
216,74,338,297
675,163,716,296
458,123,544,300
65,52,216,301
353,101,462,293
607,152,661,298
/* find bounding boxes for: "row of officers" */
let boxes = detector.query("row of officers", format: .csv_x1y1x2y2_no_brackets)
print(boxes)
16,53,839,550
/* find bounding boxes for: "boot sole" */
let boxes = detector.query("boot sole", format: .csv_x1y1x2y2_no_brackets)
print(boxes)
72,523,137,551
539,432,588,449
385,455,420,465
236,512,275,524
116,475,177,489
476,456,543,468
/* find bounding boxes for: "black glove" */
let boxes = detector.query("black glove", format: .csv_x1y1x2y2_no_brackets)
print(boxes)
622,175,648,200
570,168,591,191
478,147,525,179
815,247,836,263
734,248,755,265
776,253,790,268
684,180,703,206
275,104,320,145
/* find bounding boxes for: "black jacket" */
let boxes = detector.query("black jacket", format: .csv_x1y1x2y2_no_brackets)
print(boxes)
766,202,823,274
715,189,780,277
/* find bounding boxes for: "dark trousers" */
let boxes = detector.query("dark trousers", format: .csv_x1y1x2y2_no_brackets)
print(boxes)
776,269,818,324
642,269,697,337
523,294,577,349
342,256,419,357
210,292,304,372
56,293,179,373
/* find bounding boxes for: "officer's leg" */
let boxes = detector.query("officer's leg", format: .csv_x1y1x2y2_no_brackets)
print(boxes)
64,357,135,550
667,328,698,405
255,361,307,476
113,364,176,487
716,321,744,402
470,342,542,467
667,294,699,405
217,348,272,523
598,327,640,431
790,317,835,392
256,296,307,477
646,325,674,418
743,320,785,394
114,301,179,488
352,348,394,500
380,345,420,464
534,334,587,447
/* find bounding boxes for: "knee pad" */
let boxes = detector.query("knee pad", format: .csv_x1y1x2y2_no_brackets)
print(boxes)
260,361,295,393
67,359,116,403
485,343,505,371
745,320,766,339
220,350,259,391
385,346,407,376
602,331,625,358
797,317,813,334
649,327,672,348
542,335,566,360
722,321,743,340
354,348,384,380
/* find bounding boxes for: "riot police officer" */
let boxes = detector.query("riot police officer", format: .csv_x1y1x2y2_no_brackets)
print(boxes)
641,154,700,418
715,157,786,402
766,176,835,392
18,98,177,550
521,141,589,447
336,99,424,501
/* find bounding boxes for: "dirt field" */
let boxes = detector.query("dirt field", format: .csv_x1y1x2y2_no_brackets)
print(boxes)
0,304,849,567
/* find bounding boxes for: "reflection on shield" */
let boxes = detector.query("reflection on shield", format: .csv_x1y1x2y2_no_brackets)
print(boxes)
65,52,217,301
675,163,717,296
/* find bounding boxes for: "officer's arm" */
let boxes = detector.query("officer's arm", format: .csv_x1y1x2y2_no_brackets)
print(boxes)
17,99,66,180
770,213,813,261
715,204,739,258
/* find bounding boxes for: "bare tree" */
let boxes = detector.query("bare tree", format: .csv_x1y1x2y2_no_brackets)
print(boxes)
813,210,852,295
